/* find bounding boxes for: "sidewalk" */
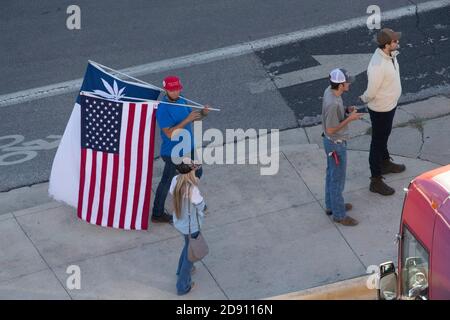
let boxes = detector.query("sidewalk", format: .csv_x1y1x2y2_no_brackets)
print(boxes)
0,95,449,299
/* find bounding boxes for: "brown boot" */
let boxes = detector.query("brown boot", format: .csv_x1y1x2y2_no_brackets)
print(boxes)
381,158,406,174
370,176,395,196
333,215,359,226
325,203,353,216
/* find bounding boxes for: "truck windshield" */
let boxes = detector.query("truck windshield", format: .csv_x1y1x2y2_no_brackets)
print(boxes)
401,225,430,300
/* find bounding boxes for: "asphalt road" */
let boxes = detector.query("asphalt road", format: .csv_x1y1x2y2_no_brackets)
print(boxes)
0,0,449,192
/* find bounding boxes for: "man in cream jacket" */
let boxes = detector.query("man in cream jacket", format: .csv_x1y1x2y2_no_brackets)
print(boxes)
360,28,406,196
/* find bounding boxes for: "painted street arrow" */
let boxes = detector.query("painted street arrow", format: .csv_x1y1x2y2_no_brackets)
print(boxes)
249,53,373,94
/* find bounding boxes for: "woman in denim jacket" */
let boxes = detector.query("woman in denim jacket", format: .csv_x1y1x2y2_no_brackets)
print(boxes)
169,158,206,295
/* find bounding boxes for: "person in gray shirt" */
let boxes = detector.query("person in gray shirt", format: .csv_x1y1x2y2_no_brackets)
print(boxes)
322,68,363,226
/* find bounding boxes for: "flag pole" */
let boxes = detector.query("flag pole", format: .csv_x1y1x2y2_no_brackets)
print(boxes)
79,91,221,111
88,60,209,108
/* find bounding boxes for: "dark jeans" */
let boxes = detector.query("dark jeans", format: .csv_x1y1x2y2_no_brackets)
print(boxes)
369,107,397,177
152,155,203,217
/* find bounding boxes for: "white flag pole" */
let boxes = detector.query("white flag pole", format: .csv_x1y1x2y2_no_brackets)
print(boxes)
79,91,221,111
88,60,213,109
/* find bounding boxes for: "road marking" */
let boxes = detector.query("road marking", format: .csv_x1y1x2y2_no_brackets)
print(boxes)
1,0,449,108
0,134,61,166
249,53,373,93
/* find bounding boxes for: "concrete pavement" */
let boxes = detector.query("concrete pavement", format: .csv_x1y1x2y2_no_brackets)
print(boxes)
0,95,448,299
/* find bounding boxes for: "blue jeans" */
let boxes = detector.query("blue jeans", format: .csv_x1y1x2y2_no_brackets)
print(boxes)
176,231,199,295
152,155,203,217
323,136,347,220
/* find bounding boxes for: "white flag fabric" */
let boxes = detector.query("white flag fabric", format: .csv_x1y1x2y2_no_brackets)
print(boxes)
48,104,81,208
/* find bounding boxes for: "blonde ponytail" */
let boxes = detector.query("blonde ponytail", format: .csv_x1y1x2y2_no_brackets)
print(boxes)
173,170,199,218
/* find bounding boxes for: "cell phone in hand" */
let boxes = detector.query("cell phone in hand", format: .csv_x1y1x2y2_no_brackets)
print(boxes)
356,107,368,113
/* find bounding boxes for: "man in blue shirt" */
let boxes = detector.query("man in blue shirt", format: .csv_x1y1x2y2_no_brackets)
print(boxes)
152,76,210,223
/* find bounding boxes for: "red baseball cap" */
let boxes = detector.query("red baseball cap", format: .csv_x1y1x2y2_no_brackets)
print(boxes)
163,76,183,91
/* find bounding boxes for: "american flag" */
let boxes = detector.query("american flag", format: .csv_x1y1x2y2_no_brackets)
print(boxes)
77,96,157,230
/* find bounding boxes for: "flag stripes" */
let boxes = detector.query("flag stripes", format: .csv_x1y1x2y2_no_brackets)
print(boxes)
77,100,157,230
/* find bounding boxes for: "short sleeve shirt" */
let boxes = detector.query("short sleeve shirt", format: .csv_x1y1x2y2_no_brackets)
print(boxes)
156,96,195,157
321,86,349,141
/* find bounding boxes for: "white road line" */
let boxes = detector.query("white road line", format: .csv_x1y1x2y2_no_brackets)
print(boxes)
1,0,449,108
249,54,373,93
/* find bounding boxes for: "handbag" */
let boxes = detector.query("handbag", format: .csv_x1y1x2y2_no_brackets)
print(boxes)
187,200,209,262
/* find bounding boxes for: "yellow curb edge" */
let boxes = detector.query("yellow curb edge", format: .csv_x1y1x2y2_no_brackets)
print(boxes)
265,275,377,300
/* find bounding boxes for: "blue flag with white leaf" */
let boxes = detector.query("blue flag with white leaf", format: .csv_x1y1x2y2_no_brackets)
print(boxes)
76,62,160,103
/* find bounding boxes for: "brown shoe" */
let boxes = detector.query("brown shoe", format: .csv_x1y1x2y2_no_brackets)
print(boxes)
326,203,353,216
151,212,173,224
333,215,359,226
381,158,406,174
370,176,395,196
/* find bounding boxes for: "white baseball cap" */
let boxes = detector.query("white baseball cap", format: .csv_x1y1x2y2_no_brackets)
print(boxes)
329,68,355,84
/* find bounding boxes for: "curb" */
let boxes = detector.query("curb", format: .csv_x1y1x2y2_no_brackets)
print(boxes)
266,275,377,300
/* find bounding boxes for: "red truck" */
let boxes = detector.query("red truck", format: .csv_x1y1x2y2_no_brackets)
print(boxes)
378,164,450,300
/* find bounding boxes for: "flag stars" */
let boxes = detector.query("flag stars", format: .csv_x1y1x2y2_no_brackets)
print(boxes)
82,98,122,153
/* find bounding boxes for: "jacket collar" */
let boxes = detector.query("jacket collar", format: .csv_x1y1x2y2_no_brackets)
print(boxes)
376,48,400,60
